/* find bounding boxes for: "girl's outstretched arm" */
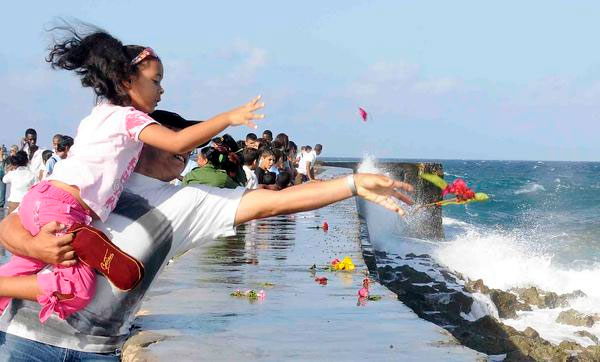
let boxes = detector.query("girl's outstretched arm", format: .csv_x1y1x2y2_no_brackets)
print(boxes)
234,173,414,225
139,96,265,154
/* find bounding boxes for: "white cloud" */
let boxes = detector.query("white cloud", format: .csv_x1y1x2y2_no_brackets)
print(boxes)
205,40,267,87
412,77,459,94
342,60,464,120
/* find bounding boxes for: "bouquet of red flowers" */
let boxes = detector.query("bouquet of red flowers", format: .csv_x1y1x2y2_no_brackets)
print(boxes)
420,173,489,207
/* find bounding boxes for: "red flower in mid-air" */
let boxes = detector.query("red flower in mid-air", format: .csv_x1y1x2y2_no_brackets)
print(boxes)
442,178,476,201
358,107,368,122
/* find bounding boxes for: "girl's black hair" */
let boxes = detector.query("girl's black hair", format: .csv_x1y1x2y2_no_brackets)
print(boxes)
57,135,74,152
10,151,29,167
42,150,54,163
273,133,289,150
46,21,156,106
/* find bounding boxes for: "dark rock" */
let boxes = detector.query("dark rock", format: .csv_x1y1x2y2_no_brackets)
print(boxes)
439,270,458,284
465,279,490,294
522,327,540,339
575,331,599,345
556,309,596,328
559,340,583,351
379,271,396,281
512,287,565,309
489,289,531,319
543,291,568,309
573,346,600,361
514,287,543,307
394,265,435,284
374,250,388,258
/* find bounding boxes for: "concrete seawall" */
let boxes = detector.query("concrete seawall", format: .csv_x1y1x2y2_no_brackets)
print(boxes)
122,166,485,361
322,161,444,240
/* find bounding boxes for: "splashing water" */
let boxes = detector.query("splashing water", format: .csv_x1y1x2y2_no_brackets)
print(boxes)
353,156,600,346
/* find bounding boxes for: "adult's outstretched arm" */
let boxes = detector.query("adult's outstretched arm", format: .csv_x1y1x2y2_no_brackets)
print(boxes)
0,214,76,266
234,173,414,226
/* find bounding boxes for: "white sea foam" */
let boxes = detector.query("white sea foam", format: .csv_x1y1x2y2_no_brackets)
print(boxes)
514,183,545,195
434,227,600,346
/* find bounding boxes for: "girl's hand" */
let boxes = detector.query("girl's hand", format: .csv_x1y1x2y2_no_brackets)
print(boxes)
354,173,414,215
224,95,265,129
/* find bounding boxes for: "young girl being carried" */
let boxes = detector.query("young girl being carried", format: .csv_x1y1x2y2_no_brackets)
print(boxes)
0,24,265,323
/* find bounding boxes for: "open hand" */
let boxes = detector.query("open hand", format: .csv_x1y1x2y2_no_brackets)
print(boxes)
33,222,77,267
354,173,414,215
224,95,265,129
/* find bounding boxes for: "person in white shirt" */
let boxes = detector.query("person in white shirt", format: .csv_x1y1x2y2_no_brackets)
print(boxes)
0,111,414,360
51,134,63,154
18,128,46,181
242,148,259,189
297,145,315,183
44,135,74,178
310,143,323,178
19,129,37,158
2,151,35,214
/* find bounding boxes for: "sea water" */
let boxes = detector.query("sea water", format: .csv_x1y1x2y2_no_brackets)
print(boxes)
352,156,600,347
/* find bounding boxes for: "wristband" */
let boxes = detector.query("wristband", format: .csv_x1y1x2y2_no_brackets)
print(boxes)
346,174,357,196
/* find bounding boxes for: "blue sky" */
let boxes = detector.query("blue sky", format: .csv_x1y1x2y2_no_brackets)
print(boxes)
1,1,600,161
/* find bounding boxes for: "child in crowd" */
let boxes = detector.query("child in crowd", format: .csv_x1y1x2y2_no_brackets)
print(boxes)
296,146,306,165
2,152,35,215
44,135,74,178
255,149,274,185
0,24,265,323
262,171,276,186
245,133,259,149
276,171,291,190
269,149,283,176
51,134,63,153
41,150,54,179
242,148,259,189
262,129,273,143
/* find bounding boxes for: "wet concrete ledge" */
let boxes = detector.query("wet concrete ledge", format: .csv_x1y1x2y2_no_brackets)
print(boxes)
122,167,485,361
322,160,444,240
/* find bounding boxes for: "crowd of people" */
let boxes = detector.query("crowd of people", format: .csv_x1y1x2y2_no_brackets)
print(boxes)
0,130,74,215
0,124,323,217
0,125,323,216
179,127,323,191
0,23,413,361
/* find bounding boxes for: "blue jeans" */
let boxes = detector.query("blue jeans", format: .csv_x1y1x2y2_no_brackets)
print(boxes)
0,331,119,361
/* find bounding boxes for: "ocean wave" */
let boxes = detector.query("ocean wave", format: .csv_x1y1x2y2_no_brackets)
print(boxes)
433,230,600,346
356,155,600,346
514,183,546,195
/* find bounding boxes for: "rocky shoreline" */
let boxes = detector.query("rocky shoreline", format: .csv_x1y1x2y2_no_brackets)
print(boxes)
370,250,600,361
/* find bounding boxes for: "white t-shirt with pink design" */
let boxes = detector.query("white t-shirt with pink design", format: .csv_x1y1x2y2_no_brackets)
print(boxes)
48,103,157,222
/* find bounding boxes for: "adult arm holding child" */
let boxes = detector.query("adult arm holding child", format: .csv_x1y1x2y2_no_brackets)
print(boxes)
0,215,76,267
